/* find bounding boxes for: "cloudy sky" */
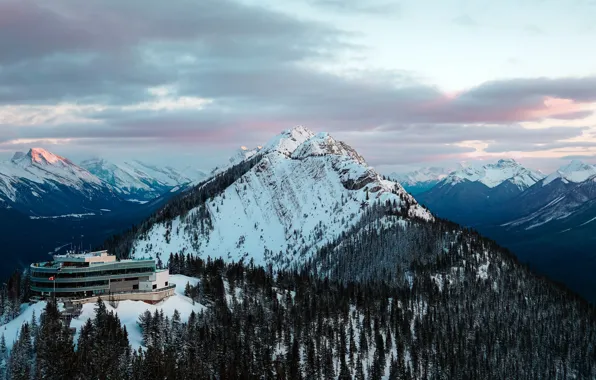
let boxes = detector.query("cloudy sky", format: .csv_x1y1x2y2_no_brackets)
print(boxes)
1,0,595,174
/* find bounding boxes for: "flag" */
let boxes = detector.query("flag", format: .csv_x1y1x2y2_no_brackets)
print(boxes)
48,276,55,281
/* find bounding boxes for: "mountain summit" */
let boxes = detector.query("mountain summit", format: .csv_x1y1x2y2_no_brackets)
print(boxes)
116,127,431,268
444,158,544,190
389,166,453,195
543,160,596,186
0,148,119,215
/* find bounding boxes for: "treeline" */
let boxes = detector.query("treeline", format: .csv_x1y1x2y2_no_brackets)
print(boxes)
4,252,596,379
2,299,130,380
3,248,596,379
0,271,31,325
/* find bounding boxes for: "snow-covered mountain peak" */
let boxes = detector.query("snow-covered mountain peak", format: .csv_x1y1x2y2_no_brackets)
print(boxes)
543,160,596,186
494,158,520,168
560,160,593,173
229,146,263,166
129,127,432,269
11,147,72,167
29,148,66,165
264,125,315,156
81,158,203,200
443,159,543,189
291,132,367,164
388,167,453,194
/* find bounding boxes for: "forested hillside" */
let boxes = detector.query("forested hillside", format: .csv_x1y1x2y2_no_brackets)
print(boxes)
5,127,590,379
3,245,595,379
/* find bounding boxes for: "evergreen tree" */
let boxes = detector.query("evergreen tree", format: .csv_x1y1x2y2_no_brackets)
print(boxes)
8,323,33,380
0,334,7,380
35,301,75,380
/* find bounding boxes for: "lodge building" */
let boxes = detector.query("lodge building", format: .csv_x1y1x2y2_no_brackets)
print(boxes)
30,250,174,304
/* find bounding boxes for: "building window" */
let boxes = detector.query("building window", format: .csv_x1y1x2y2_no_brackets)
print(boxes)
152,284,157,290
165,282,168,286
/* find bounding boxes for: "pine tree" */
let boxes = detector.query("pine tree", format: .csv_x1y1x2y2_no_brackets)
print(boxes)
35,301,75,380
8,323,33,380
0,334,7,380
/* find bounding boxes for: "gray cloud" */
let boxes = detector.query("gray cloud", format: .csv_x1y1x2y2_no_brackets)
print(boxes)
1,0,596,170
462,77,596,104
307,0,401,14
524,24,545,35
452,14,477,27
559,154,596,160
483,140,596,153
0,0,346,104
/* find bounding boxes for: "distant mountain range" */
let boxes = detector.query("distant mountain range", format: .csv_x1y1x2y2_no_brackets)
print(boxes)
80,158,206,202
415,159,545,225
399,158,596,302
0,147,206,279
388,166,452,195
3,127,596,378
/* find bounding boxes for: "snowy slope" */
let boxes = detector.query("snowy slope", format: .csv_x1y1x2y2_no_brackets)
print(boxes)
130,126,432,269
70,275,205,350
81,158,206,200
444,159,544,190
0,275,204,351
543,160,596,186
502,170,596,230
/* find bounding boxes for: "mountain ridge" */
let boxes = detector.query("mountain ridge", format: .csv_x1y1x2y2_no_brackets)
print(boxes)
106,126,431,269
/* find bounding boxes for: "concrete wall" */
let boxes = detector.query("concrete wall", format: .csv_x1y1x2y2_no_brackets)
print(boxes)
156,270,169,288
139,269,170,291
71,286,175,305
85,253,116,264
109,278,142,292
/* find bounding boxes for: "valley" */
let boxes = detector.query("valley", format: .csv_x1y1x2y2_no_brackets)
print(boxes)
405,159,596,302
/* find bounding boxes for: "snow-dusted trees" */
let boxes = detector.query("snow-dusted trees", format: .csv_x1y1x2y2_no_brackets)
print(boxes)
35,301,75,380
8,323,33,380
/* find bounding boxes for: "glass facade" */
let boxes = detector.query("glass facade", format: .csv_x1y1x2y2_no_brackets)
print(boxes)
30,258,157,298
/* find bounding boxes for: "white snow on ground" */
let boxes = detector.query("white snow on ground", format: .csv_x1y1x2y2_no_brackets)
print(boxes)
30,213,96,220
70,275,204,350
126,199,149,204
0,302,47,349
477,263,489,280
0,275,203,351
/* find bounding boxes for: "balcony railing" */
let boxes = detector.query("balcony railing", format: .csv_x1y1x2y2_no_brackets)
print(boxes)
105,284,177,296
31,284,110,293
30,260,156,273
30,284,176,296
31,272,155,284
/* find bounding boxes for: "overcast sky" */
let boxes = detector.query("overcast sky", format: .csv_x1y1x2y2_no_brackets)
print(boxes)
1,0,595,174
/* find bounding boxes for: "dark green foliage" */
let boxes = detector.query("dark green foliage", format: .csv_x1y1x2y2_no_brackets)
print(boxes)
35,301,75,380
75,299,131,380
0,270,31,324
